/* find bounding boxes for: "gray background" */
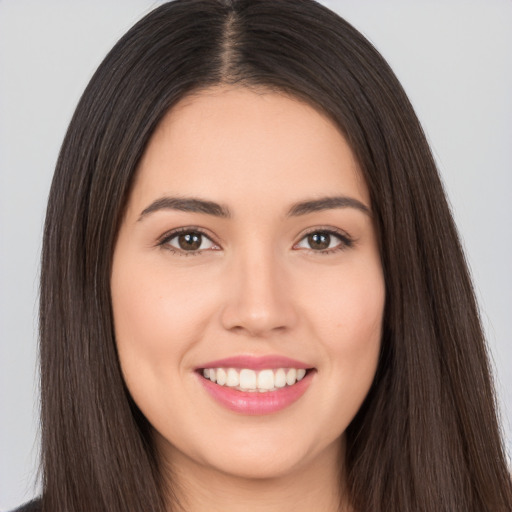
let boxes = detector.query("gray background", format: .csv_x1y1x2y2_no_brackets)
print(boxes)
1,0,511,509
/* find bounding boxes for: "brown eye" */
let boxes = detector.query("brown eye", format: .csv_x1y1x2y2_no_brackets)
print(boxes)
294,229,352,253
164,230,217,253
307,232,331,250
177,232,202,251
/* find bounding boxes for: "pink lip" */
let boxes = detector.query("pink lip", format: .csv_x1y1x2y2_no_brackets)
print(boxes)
196,355,312,371
197,370,314,415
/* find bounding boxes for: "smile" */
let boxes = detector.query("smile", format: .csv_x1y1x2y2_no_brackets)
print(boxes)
196,356,316,415
202,367,307,392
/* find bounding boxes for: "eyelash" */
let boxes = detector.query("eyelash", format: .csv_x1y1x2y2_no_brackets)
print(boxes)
157,227,354,256
295,227,354,255
158,227,218,257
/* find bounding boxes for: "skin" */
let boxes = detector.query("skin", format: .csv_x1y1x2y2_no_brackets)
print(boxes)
111,86,385,512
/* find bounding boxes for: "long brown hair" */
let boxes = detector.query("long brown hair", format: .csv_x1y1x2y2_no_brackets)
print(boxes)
40,1,512,511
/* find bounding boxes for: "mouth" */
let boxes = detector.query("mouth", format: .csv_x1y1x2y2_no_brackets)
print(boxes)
198,367,314,392
195,358,316,415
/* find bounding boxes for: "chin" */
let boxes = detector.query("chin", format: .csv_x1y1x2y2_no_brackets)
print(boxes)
206,450,311,481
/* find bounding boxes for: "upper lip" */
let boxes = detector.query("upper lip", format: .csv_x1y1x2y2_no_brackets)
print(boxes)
196,355,313,371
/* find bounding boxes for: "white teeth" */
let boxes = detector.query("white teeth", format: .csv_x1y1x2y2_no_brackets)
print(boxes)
274,368,286,388
257,369,274,391
202,367,309,392
216,368,227,386
239,369,257,390
226,368,239,387
286,368,297,386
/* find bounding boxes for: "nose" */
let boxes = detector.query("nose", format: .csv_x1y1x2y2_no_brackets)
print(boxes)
220,248,298,337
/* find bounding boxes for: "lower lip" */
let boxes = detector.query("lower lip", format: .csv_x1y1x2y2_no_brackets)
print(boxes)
197,371,314,415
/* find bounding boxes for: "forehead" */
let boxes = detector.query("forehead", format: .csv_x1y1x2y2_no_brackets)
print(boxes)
129,86,369,213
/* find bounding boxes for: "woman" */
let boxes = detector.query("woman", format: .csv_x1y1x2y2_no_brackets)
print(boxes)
15,0,512,510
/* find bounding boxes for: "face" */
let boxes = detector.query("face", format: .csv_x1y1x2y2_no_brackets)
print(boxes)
111,87,385,482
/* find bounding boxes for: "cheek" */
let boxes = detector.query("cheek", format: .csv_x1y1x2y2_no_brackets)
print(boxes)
112,256,213,348
110,254,219,399
110,255,223,440
301,258,384,384
305,257,384,339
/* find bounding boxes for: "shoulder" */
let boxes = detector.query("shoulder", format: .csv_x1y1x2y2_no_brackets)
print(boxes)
11,498,42,512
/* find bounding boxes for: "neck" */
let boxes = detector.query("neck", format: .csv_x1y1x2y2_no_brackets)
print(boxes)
158,437,352,512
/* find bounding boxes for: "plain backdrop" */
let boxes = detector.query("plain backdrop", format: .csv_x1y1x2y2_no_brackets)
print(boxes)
1,0,511,509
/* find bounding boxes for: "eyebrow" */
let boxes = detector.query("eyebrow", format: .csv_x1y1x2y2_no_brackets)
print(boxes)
286,196,371,217
138,194,370,221
138,196,231,220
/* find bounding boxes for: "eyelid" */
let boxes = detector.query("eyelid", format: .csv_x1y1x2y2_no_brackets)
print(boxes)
293,226,354,252
156,225,354,256
157,226,222,254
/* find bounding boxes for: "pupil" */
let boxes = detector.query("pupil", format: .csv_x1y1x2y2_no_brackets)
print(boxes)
178,233,201,251
308,232,330,250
